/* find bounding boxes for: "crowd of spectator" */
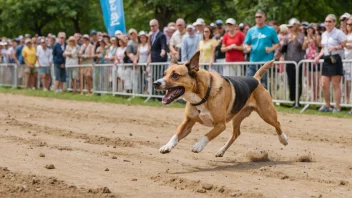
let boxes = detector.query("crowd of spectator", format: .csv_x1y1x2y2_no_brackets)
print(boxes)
0,10,351,114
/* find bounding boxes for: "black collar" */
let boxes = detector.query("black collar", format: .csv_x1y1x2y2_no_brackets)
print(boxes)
191,74,213,106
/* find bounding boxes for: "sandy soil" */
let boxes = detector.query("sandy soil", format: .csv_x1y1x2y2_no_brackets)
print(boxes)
0,93,351,198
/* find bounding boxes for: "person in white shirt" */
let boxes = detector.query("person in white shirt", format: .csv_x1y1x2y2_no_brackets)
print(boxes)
37,39,52,91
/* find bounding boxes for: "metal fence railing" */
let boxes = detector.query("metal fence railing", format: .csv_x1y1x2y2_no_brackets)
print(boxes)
1,60,351,113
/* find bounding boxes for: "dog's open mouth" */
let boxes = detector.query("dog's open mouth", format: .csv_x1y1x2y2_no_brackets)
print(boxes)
162,86,185,104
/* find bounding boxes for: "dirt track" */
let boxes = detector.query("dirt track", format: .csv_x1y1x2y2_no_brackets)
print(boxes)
0,93,351,198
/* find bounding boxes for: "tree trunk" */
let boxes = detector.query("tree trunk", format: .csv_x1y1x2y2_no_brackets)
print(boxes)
154,6,173,30
72,15,81,33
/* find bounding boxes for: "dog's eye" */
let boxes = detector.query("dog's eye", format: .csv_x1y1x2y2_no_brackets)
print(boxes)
172,73,179,79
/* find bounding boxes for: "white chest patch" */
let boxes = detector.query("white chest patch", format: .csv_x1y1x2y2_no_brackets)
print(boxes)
183,92,214,127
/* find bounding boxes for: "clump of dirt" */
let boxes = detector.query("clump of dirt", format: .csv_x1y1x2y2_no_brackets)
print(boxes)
296,155,313,163
247,151,270,162
45,164,55,169
39,153,45,157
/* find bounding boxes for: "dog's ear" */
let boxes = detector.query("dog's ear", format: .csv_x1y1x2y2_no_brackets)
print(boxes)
185,51,200,77
170,55,178,65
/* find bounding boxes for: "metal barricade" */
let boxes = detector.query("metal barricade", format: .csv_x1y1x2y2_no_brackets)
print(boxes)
65,64,93,93
298,59,352,112
0,64,17,87
147,63,169,100
94,64,114,94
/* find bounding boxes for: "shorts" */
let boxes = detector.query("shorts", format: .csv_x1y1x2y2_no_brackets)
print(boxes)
83,67,92,77
322,55,343,76
54,64,66,82
39,67,50,75
307,63,321,72
71,68,79,80
24,66,37,74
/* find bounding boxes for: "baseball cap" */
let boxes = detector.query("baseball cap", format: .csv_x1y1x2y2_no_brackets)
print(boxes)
128,28,137,35
115,30,122,35
287,18,300,27
186,24,195,30
194,18,205,26
225,18,236,25
82,34,90,39
340,13,351,21
40,38,46,43
215,20,223,25
25,38,32,44
138,31,147,36
90,30,97,35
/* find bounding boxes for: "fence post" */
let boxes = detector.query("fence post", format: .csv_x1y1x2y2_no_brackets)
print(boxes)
14,64,18,88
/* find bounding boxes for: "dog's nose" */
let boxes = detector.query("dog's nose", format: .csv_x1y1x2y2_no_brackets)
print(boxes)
153,81,161,88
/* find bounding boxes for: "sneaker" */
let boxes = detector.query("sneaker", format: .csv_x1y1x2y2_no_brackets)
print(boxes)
348,109,352,115
43,88,48,92
318,105,333,112
32,87,36,90
332,108,341,113
55,90,60,94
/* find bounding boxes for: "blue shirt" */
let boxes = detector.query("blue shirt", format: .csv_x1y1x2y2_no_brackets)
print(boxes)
16,45,24,64
181,34,200,62
244,25,279,62
52,42,66,64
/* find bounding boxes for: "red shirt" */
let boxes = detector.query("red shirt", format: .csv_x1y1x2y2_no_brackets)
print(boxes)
222,31,245,62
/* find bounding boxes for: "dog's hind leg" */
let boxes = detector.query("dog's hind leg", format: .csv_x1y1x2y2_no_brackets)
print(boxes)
215,107,252,157
159,117,196,154
255,95,288,146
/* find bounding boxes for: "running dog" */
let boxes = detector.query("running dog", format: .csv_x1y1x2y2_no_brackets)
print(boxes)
153,51,288,157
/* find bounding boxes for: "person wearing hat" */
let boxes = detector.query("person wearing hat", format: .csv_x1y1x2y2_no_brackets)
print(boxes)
220,18,245,76
79,34,95,95
36,38,52,91
115,30,123,37
181,24,200,62
90,30,99,57
52,32,67,93
126,28,139,63
244,10,280,88
281,18,305,106
64,36,80,93
95,38,107,64
169,18,186,62
213,19,226,64
339,13,351,33
315,14,347,113
102,33,110,46
104,36,118,64
22,38,37,89
194,18,205,40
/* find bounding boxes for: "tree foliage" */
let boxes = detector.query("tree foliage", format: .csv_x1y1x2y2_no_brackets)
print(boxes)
0,0,351,37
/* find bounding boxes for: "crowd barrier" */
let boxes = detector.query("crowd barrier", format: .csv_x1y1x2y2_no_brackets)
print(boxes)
1,60,351,112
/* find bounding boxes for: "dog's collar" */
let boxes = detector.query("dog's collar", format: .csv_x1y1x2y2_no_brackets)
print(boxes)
191,74,213,106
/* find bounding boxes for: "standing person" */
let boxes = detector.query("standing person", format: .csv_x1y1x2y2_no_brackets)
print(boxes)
22,38,37,89
244,10,280,88
198,26,218,71
95,38,107,64
344,17,352,114
133,31,150,94
52,32,67,93
169,18,186,61
282,18,305,106
220,18,245,76
314,14,347,113
126,28,139,63
193,18,205,40
36,39,52,91
214,19,226,65
79,34,95,95
181,25,200,62
303,24,321,101
104,37,118,64
148,19,168,63
15,37,25,85
63,36,80,93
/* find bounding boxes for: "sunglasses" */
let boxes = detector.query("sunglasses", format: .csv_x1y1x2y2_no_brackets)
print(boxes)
204,30,210,33
150,25,156,27
347,23,352,26
325,20,334,23
255,16,263,19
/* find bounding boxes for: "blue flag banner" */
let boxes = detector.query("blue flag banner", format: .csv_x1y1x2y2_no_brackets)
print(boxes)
100,0,126,35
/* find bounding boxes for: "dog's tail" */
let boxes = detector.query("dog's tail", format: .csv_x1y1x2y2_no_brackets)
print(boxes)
253,60,275,81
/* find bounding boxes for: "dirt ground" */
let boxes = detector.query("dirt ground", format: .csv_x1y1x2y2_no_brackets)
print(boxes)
0,93,351,198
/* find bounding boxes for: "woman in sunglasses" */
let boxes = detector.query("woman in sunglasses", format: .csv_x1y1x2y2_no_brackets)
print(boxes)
315,14,347,113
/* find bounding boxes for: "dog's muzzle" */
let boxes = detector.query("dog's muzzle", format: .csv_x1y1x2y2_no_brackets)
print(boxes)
153,78,166,90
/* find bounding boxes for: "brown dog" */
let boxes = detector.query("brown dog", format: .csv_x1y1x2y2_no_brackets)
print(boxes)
153,51,288,157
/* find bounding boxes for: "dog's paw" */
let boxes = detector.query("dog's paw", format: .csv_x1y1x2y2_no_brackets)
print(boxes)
159,144,173,154
279,132,288,146
191,136,209,153
215,149,225,157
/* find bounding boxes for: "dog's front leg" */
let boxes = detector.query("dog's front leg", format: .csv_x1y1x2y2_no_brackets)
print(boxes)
159,117,196,154
192,123,226,153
